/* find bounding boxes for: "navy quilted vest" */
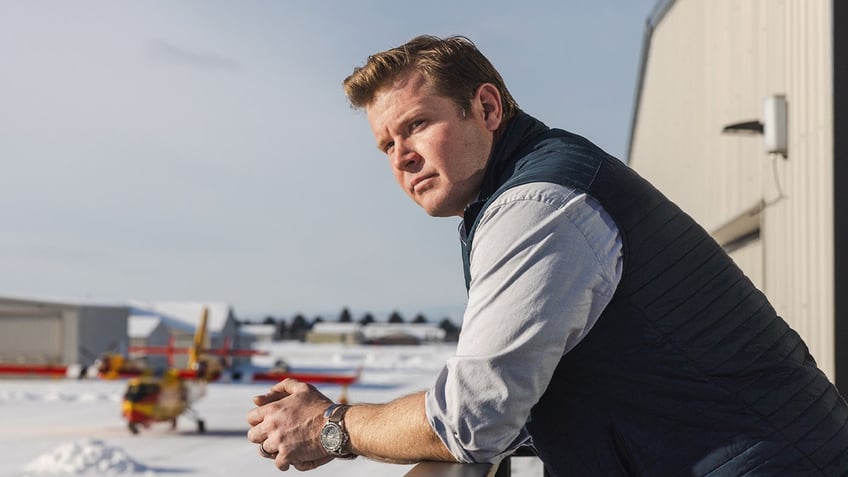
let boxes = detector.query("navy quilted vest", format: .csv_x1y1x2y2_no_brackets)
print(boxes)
461,113,848,476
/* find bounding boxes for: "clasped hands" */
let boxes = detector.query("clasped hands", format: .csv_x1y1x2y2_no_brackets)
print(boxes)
247,378,336,472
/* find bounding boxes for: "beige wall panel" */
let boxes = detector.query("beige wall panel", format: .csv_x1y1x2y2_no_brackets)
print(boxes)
630,0,835,377
0,315,63,362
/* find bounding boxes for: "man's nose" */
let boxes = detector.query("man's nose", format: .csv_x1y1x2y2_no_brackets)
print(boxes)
392,141,421,171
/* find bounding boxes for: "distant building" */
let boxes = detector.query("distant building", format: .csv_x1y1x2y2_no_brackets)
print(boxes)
127,313,194,369
362,323,446,345
129,301,243,368
306,322,363,345
0,295,255,372
0,294,128,368
239,323,277,346
628,0,847,389
306,321,448,345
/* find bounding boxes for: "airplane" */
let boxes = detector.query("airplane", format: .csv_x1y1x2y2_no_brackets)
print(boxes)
95,307,362,433
96,307,226,434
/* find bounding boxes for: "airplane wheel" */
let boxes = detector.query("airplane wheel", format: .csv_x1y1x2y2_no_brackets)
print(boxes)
197,420,206,433
128,423,139,435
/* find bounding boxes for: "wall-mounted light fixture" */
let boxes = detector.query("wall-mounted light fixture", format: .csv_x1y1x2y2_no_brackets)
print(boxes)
721,94,788,158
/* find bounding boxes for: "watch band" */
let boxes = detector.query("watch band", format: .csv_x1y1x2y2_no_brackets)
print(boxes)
321,403,356,459
329,403,350,424
324,403,343,419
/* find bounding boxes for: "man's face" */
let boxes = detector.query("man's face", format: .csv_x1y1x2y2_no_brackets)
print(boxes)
366,71,499,217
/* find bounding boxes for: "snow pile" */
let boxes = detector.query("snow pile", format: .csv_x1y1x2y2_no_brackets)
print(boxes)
21,438,154,476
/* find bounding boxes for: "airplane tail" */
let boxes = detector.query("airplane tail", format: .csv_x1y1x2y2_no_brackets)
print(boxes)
188,307,209,370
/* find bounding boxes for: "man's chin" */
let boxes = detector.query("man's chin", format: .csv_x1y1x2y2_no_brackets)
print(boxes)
420,202,460,218
414,194,464,217
426,210,451,218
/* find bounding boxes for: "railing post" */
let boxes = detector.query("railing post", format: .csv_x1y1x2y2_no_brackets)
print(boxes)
493,457,510,477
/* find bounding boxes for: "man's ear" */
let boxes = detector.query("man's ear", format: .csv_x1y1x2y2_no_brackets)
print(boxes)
475,83,503,132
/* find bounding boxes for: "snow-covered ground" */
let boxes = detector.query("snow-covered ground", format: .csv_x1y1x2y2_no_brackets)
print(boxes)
0,342,543,477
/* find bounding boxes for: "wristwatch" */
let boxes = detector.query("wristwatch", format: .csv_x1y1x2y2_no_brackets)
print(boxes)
319,403,356,459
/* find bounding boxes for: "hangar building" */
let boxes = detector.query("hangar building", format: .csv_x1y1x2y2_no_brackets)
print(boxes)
628,0,847,389
0,295,128,369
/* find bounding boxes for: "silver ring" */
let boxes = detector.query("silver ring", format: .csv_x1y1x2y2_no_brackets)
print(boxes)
259,442,278,459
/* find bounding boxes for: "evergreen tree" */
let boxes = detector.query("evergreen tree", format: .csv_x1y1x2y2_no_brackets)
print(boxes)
275,320,288,341
439,318,460,341
359,313,375,326
289,314,310,341
412,313,428,324
338,307,353,323
388,311,405,323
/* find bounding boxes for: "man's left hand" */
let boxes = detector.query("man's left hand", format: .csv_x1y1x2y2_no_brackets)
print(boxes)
247,378,336,471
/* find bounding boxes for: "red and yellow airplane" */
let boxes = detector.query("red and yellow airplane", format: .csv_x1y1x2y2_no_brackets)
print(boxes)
96,307,227,433
95,308,361,433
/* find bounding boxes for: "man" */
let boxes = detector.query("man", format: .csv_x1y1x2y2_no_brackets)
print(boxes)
247,35,848,475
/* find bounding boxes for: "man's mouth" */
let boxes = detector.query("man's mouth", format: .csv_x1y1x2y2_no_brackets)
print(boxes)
411,174,437,193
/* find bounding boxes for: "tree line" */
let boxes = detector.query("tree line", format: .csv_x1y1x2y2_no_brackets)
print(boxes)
239,307,460,342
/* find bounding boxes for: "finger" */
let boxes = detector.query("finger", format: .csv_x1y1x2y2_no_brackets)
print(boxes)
270,377,332,403
253,389,288,406
269,377,306,394
274,455,290,472
246,407,267,426
293,455,334,471
258,442,278,459
246,425,265,444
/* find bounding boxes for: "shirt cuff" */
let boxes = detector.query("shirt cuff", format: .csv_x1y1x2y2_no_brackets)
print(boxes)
424,370,530,463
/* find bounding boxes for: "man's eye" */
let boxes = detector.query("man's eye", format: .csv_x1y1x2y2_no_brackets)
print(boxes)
410,120,424,131
383,142,394,154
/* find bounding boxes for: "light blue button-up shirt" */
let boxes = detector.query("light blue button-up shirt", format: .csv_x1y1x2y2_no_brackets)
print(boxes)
425,181,624,463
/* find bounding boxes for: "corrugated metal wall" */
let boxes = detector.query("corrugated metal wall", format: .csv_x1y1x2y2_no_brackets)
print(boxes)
629,0,835,377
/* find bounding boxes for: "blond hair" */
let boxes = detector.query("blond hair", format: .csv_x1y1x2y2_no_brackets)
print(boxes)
343,35,519,123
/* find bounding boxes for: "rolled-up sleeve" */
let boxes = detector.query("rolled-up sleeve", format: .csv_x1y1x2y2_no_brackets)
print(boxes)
425,182,623,463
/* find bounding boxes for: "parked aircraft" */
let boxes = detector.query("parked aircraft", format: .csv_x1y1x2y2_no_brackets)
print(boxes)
95,308,361,433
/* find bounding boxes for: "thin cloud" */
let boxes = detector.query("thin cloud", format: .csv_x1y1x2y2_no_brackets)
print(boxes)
146,38,241,72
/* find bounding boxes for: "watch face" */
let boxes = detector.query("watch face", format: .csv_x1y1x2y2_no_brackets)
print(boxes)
320,422,344,452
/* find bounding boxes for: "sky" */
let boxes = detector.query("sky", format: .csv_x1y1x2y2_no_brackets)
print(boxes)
0,1,659,322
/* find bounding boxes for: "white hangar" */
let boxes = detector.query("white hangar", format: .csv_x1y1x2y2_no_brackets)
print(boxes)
0,295,128,369
0,295,245,372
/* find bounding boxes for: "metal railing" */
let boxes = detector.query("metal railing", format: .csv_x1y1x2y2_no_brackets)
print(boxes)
403,446,550,477
403,461,494,477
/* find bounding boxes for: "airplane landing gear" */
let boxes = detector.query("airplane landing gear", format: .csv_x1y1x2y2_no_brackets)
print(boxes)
185,406,206,433
128,423,139,435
